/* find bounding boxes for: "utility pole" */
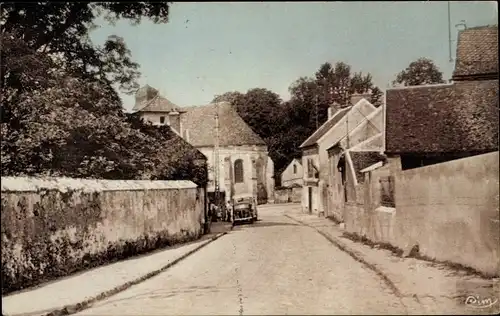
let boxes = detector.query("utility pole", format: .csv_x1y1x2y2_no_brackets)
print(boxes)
448,1,453,63
213,103,221,209
345,88,350,149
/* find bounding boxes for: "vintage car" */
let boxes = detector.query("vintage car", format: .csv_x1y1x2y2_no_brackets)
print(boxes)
232,194,258,224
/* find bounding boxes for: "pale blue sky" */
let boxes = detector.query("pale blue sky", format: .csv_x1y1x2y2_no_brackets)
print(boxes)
90,1,498,112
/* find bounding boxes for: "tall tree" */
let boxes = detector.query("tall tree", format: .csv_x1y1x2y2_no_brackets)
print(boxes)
211,88,283,140
370,86,384,108
393,57,445,87
1,2,172,98
211,61,380,179
211,91,244,105
1,32,207,185
288,61,377,130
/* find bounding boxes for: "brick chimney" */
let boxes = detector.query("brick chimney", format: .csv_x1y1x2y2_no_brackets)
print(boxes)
350,92,372,106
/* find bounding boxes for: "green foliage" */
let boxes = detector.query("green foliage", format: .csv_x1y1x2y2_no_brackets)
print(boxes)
213,61,380,181
1,2,171,96
370,86,384,108
393,58,445,87
1,3,207,187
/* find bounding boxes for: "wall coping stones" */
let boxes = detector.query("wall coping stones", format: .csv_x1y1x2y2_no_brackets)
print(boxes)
0,177,197,193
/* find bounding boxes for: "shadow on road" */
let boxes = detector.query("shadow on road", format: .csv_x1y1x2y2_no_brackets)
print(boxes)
233,221,300,230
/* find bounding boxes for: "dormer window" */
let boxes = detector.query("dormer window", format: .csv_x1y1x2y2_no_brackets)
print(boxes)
160,116,165,124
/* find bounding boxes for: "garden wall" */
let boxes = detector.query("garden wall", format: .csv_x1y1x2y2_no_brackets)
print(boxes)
1,177,205,294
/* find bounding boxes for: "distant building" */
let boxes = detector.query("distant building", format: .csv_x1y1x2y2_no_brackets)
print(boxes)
280,159,303,188
133,86,275,204
299,93,384,217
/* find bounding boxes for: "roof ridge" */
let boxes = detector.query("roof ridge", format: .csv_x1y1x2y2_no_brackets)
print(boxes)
133,91,160,112
461,24,498,31
388,83,454,91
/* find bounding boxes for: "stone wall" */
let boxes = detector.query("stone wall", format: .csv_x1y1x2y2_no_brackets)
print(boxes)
1,177,205,295
394,151,499,276
343,164,395,244
274,187,301,204
342,152,500,276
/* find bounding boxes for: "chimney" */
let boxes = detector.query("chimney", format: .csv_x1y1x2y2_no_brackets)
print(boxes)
327,107,334,119
183,128,190,143
168,110,181,134
328,102,341,119
350,91,372,106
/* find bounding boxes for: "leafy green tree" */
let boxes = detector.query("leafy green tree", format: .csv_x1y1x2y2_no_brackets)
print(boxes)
370,86,384,108
1,2,171,98
212,88,287,177
393,57,445,87
1,33,207,186
211,91,245,105
211,61,381,179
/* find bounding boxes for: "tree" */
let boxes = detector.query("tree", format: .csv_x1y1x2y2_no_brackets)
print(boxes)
211,91,244,105
288,61,378,131
1,33,207,186
393,58,445,87
1,2,172,98
370,86,384,108
210,61,380,180
212,88,287,177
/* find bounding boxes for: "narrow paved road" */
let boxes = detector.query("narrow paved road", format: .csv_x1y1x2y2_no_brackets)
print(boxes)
76,204,407,315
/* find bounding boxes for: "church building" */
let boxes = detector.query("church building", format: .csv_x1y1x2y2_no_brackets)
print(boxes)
133,85,275,204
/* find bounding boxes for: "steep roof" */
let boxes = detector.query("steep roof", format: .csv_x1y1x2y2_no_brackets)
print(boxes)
180,102,266,147
133,94,184,113
452,25,498,80
385,80,499,155
300,106,351,148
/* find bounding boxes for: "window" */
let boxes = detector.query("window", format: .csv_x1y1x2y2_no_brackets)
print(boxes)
307,158,318,178
293,164,297,174
160,116,165,124
234,159,244,183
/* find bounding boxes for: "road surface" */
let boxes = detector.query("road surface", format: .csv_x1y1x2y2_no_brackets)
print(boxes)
75,204,407,315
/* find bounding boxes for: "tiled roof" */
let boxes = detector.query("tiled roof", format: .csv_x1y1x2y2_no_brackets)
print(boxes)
349,151,387,183
385,80,499,154
453,25,498,79
300,107,351,148
180,102,266,147
134,94,184,113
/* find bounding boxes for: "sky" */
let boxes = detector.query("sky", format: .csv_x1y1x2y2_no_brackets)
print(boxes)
90,1,498,112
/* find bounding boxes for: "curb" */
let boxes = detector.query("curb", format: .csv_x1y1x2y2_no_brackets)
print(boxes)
284,214,410,312
12,232,228,316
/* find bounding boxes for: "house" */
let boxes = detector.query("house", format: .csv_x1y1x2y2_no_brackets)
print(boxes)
325,103,386,221
133,85,185,135
385,25,499,173
280,158,303,188
299,92,383,217
133,86,275,204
